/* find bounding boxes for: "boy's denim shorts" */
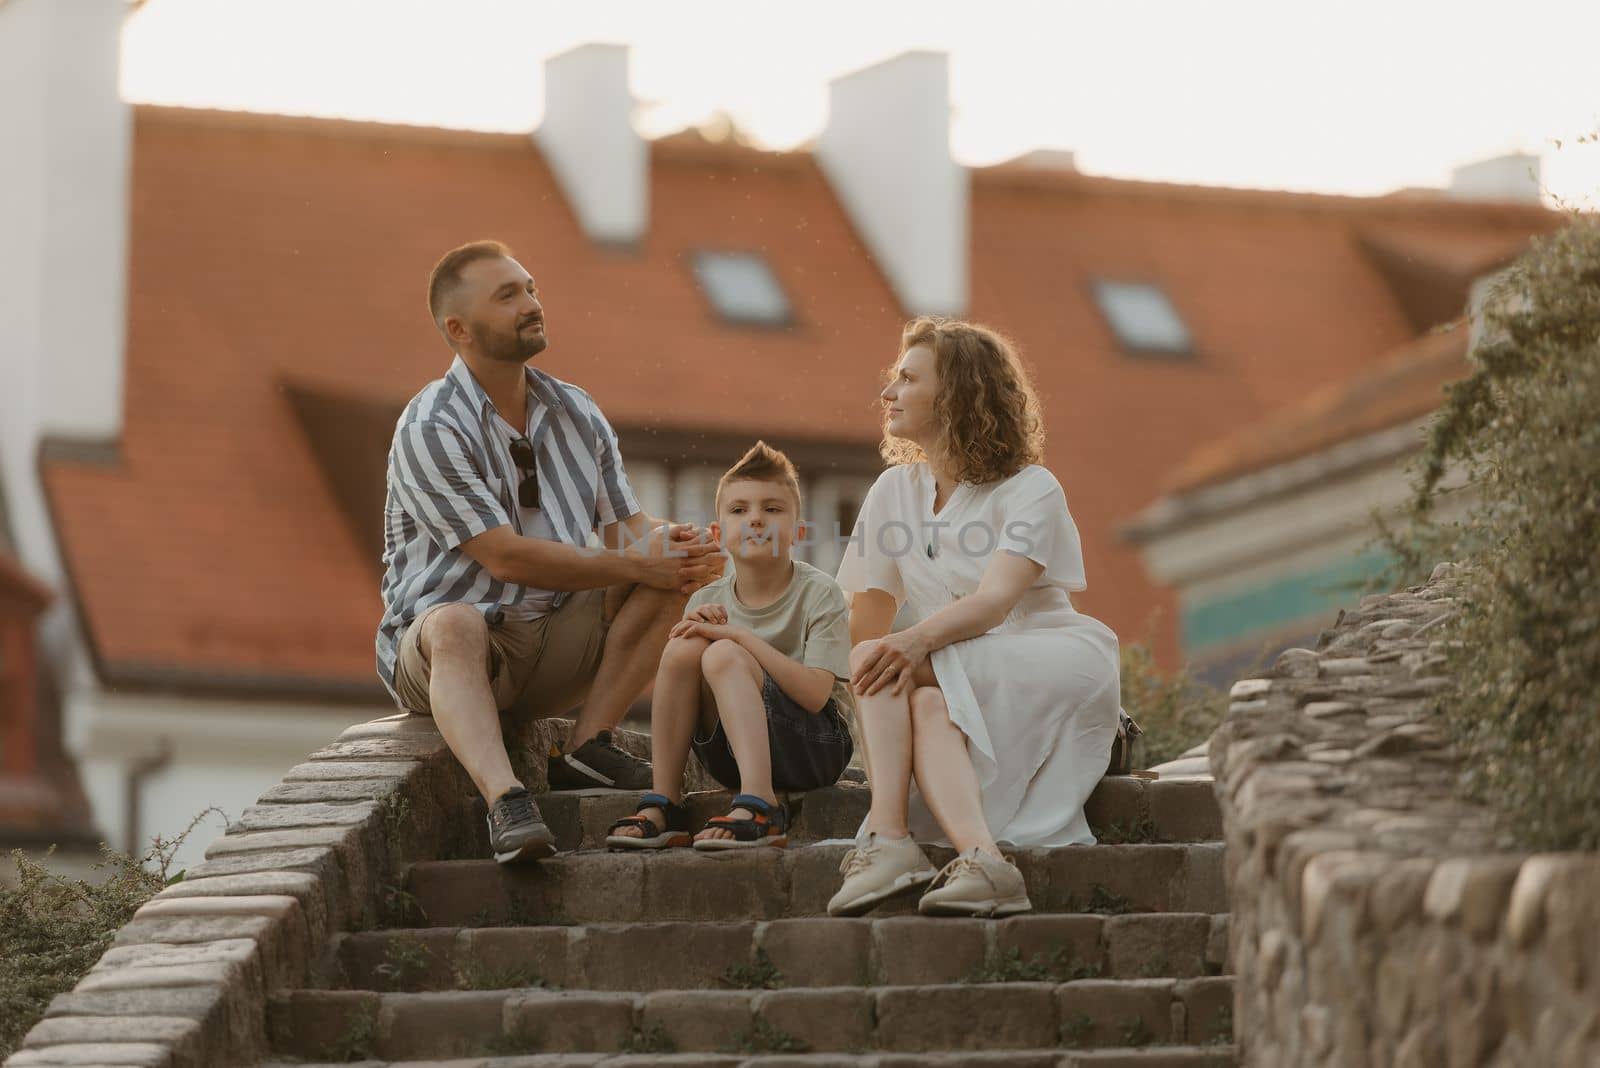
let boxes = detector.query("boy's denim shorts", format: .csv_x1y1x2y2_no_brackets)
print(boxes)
692,671,854,793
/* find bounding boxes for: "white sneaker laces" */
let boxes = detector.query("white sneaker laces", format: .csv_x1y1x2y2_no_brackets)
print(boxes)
932,852,988,889
839,847,874,878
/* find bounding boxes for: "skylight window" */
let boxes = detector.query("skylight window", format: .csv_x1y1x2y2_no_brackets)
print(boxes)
1092,280,1192,355
692,250,792,326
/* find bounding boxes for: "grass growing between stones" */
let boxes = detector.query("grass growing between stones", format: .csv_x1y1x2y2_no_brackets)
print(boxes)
722,948,784,989
964,942,1101,984
0,809,222,1059
481,1026,542,1056
1083,885,1135,915
621,1023,677,1053
374,935,432,990
324,1003,379,1062
1207,1003,1234,1044
454,960,548,991
1060,1013,1094,1047
733,1018,808,1054
1121,1018,1154,1047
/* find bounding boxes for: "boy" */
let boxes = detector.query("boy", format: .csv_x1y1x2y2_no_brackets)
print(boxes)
607,442,856,850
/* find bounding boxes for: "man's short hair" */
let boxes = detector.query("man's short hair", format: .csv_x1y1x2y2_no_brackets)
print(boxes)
427,239,514,328
715,440,803,514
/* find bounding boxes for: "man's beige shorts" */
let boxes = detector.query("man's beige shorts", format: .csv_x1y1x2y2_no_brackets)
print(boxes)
393,588,611,719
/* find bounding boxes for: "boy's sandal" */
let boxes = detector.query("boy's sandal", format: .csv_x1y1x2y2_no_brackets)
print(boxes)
693,793,789,851
605,792,693,850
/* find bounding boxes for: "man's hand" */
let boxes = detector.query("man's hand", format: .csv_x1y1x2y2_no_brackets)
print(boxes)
627,523,722,594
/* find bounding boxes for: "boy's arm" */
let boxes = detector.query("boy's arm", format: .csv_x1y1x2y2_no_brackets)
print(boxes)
730,630,837,715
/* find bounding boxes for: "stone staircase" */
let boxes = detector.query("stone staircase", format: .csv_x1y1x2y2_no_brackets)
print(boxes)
7,716,1237,1067
259,765,1237,1065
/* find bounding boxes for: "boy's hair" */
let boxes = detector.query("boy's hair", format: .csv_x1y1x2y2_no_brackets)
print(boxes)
714,441,803,514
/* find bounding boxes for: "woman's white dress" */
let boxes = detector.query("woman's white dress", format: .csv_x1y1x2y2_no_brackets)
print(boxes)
834,462,1121,847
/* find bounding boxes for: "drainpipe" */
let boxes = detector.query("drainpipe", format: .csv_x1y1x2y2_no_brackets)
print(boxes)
124,738,171,856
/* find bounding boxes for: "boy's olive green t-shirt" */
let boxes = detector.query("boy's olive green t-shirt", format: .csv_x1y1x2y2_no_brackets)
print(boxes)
686,559,857,717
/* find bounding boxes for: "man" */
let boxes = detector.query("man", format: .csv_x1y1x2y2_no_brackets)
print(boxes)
376,240,723,864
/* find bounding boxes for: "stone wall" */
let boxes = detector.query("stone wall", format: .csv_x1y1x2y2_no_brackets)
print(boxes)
1211,563,1600,1067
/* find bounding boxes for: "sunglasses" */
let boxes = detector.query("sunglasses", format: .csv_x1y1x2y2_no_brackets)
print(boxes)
508,436,541,509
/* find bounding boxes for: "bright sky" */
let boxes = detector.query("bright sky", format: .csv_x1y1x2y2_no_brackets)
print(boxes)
122,0,1600,207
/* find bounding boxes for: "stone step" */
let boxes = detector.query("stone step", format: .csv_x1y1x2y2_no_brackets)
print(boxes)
260,1047,1238,1066
333,913,1231,992
267,977,1235,1060
260,1049,1237,1067
401,842,1227,927
511,775,1220,853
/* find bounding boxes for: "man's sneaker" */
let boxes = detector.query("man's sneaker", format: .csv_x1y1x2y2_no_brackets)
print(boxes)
547,729,653,790
486,786,556,864
917,846,1032,917
826,831,938,916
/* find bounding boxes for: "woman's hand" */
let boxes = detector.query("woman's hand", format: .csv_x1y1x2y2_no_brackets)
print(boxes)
851,629,932,697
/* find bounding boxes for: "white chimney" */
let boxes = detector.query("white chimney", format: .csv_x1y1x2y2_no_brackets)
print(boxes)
534,44,648,246
1448,152,1543,204
0,0,130,591
0,0,130,446
818,51,968,317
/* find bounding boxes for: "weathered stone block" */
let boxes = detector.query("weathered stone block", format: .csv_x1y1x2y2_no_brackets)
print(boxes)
581,921,755,990
754,987,873,1051
502,991,636,1051
757,918,872,988
460,926,571,989
646,848,785,922
872,916,989,985
991,914,1104,979
6,1042,174,1066
373,990,506,1059
1104,914,1210,979
1055,978,1177,1047
638,990,752,1051
875,983,1058,1050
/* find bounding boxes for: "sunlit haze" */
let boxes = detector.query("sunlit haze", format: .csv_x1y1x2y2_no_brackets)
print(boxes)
121,0,1600,207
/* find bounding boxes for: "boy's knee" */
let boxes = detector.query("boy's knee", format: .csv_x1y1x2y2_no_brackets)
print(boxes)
421,604,489,661
661,634,708,671
700,638,752,675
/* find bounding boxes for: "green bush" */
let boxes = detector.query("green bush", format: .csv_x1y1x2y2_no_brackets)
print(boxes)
1381,218,1600,851
0,811,220,1058
1119,639,1228,769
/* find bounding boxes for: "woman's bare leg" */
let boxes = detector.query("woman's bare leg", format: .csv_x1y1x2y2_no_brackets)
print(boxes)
851,640,915,837
908,685,1000,857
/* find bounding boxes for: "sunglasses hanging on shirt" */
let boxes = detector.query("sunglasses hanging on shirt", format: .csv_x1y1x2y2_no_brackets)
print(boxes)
509,436,541,509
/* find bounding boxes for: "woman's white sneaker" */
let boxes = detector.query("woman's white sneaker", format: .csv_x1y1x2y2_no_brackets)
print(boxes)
917,847,1033,917
826,832,938,916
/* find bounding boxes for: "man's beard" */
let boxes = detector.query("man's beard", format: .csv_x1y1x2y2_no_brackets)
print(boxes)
471,319,547,363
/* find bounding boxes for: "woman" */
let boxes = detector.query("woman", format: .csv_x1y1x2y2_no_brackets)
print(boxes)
828,317,1122,918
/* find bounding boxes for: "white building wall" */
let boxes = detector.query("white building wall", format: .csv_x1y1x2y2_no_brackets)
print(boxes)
69,686,376,870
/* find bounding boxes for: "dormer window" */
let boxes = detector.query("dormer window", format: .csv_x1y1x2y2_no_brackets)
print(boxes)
692,250,792,327
1092,280,1192,356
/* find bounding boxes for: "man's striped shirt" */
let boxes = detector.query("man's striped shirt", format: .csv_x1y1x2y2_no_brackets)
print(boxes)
375,356,641,706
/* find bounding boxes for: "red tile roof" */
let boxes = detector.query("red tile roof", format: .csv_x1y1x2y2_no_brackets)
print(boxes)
1158,324,1472,497
41,106,1560,686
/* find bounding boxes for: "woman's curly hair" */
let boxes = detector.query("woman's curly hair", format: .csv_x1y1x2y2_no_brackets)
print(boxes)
880,317,1046,484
